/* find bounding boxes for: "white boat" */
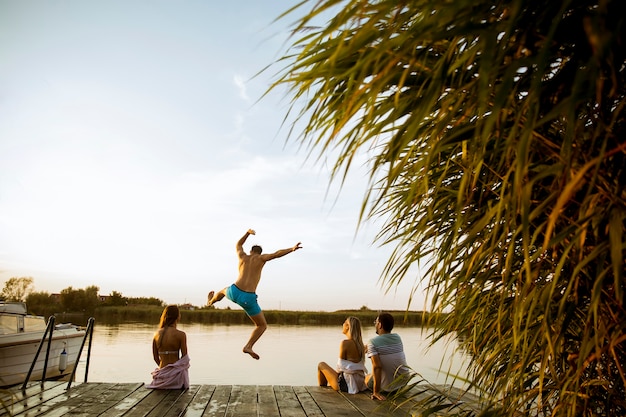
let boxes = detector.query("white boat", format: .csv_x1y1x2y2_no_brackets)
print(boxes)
0,301,86,387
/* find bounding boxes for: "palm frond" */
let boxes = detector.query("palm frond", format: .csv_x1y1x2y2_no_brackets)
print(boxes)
271,0,626,415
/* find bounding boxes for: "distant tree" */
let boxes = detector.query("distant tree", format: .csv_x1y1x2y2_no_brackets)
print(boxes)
25,291,60,317
104,290,128,306
1,277,34,302
126,296,164,307
60,285,100,315
59,286,77,311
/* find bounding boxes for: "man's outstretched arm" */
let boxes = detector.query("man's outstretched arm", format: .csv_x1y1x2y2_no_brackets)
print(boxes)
261,242,302,261
236,229,255,254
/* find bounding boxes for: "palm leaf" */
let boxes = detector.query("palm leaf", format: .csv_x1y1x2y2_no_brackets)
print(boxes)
271,0,626,415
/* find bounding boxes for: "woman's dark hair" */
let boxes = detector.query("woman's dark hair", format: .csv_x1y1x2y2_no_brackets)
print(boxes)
377,312,394,332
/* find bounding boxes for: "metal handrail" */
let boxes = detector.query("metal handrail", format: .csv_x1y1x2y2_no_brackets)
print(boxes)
66,317,95,390
21,316,56,391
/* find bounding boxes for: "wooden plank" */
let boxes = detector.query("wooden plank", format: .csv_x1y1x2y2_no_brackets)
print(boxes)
7,382,96,417
3,383,441,417
305,386,361,417
1,382,63,406
339,391,398,417
153,385,201,417
202,384,231,417
440,385,485,412
0,382,66,414
397,384,485,416
52,383,145,417
292,386,324,417
224,385,257,417
31,383,133,417
256,386,279,417
181,385,215,417
1,382,67,416
24,383,112,417
105,383,154,417
122,387,179,417
146,386,200,417
273,386,307,417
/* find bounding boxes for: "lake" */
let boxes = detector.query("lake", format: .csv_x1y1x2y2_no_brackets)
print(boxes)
74,322,469,387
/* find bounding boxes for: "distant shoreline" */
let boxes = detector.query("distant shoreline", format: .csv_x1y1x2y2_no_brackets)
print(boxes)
53,306,437,327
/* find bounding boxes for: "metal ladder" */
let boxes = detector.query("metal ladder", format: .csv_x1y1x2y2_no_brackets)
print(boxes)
21,316,95,391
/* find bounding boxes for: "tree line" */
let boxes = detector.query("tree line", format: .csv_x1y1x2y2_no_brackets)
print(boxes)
1,276,164,318
1,276,429,327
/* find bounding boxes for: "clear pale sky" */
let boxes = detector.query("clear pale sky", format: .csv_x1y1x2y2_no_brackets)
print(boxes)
0,1,423,311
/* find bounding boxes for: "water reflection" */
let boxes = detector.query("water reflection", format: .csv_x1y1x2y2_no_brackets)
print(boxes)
76,323,468,386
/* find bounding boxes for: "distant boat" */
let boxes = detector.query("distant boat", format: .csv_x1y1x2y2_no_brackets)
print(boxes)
0,301,86,387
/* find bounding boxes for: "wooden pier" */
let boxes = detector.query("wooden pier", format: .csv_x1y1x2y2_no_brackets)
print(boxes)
1,381,483,416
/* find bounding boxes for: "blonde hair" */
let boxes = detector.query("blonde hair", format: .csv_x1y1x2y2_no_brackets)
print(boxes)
346,316,364,360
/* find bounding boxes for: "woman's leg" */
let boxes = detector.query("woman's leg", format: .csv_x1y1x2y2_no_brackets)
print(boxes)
317,361,339,390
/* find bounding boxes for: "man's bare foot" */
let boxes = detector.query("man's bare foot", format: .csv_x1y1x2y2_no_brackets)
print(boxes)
207,291,214,306
243,347,260,360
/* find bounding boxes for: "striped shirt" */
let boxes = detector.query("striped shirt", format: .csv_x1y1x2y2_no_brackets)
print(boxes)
366,333,411,391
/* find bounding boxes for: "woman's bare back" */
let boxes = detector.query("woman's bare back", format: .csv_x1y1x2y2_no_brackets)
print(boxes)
340,339,364,363
154,327,187,367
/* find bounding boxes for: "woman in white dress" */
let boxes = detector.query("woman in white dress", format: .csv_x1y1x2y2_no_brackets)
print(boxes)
317,316,367,394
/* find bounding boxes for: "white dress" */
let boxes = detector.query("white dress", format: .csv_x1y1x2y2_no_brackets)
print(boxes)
336,358,368,394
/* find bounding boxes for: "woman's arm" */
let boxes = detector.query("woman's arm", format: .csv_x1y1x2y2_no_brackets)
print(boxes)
180,331,188,357
151,338,160,366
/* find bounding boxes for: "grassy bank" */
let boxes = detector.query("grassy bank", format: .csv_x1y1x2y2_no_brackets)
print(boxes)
55,306,436,327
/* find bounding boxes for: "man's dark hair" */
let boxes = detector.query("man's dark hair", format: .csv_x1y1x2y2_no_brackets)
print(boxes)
251,245,262,254
377,312,394,332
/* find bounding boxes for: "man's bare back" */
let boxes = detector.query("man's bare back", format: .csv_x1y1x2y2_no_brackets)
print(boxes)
234,250,266,292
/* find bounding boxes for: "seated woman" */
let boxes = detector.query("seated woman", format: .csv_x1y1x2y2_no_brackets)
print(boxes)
146,305,190,389
317,316,367,394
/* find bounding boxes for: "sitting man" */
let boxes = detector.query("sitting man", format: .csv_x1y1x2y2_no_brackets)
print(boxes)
365,312,412,400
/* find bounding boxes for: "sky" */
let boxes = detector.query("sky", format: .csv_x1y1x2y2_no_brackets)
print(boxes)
0,1,424,312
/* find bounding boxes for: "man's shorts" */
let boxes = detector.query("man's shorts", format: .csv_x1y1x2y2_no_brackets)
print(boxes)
226,284,262,316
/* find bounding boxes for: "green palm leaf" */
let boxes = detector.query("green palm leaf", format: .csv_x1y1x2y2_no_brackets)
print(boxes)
271,0,626,415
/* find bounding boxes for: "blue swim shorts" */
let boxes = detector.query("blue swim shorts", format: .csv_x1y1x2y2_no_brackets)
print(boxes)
226,284,262,316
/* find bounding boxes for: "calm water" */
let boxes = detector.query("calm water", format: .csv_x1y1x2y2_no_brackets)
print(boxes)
74,323,468,387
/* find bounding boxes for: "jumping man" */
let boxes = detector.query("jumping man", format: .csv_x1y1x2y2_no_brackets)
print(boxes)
207,229,302,359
